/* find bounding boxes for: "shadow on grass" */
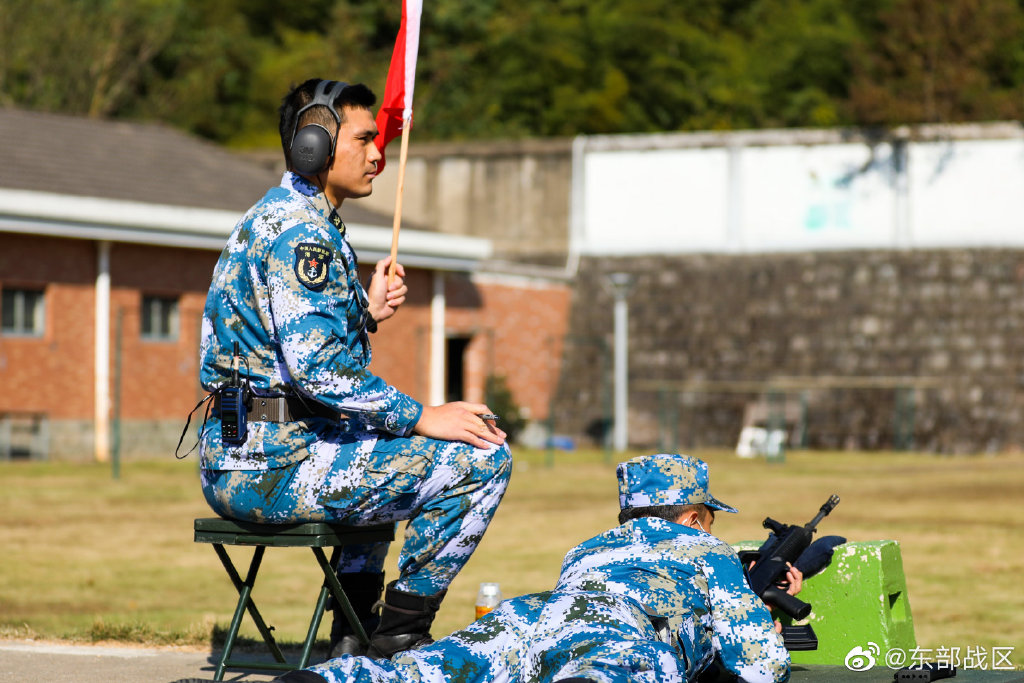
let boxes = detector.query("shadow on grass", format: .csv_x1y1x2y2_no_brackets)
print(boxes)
208,622,331,656
70,619,332,659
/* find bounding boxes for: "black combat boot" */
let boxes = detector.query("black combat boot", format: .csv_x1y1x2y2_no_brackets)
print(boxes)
366,581,446,659
272,671,329,682
327,571,386,658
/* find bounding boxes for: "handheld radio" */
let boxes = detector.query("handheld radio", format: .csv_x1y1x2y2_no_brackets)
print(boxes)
220,341,248,445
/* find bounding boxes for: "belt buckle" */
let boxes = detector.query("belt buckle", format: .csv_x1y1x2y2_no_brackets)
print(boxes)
252,397,283,422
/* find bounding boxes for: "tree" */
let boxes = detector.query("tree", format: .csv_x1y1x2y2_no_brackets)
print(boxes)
2,0,1023,142
719,0,862,128
847,0,1024,125
484,374,527,444
0,0,182,117
411,0,733,138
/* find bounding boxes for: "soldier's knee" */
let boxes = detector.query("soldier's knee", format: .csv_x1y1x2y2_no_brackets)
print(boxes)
490,441,512,481
457,440,512,489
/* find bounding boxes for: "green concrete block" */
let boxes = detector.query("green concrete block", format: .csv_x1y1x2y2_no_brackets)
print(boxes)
735,540,916,666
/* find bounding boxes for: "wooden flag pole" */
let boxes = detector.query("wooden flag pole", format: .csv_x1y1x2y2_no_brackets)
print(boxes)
387,115,413,288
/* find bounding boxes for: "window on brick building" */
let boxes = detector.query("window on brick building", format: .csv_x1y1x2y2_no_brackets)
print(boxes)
0,413,48,460
1,288,46,336
141,295,179,341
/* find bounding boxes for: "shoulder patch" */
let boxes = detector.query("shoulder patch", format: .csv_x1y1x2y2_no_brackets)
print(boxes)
294,243,333,291
328,209,346,234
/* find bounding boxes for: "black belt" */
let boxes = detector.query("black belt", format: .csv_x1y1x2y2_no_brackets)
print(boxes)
215,394,338,422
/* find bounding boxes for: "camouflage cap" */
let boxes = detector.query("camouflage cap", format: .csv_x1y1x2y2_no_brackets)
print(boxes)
617,453,738,512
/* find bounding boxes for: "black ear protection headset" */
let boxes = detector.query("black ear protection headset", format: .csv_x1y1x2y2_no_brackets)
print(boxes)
289,79,349,176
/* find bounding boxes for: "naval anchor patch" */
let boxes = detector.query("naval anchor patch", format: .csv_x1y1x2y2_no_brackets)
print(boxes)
294,243,333,291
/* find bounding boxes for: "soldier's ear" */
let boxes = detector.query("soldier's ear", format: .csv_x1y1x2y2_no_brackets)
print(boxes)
675,510,699,528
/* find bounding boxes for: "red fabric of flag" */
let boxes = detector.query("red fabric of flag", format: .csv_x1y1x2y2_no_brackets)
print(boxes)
374,0,421,173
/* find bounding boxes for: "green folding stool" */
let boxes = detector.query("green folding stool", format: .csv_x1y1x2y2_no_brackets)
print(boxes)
194,517,395,681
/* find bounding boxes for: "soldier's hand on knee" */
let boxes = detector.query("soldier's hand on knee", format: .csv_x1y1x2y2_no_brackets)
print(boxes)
413,402,508,448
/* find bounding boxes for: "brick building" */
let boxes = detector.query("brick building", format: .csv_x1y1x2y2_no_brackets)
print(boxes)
9,109,1016,458
0,109,570,460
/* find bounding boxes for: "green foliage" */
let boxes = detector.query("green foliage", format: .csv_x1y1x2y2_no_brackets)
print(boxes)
1,0,1023,143
722,0,859,128
0,0,184,116
846,0,1024,125
484,374,527,444
87,619,160,644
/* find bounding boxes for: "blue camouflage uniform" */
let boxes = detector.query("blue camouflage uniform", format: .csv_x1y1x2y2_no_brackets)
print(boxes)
305,590,686,683
555,454,790,683
198,171,512,595
283,454,786,683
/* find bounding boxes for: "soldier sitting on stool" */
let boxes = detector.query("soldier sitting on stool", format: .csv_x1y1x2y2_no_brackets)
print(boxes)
197,77,511,660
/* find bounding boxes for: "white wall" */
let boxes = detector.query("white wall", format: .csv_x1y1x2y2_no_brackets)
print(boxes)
910,138,1024,247
577,124,1024,254
583,147,731,252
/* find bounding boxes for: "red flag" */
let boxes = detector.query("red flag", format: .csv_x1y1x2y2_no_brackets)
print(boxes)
375,0,422,173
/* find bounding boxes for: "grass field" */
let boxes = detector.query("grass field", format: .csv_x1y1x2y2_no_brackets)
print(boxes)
1,448,1022,659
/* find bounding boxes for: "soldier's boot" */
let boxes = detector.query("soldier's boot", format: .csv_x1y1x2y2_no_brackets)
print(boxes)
327,571,386,659
271,671,329,682
366,580,446,659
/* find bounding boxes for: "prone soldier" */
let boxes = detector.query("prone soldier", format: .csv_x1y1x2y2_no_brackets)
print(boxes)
269,453,792,683
273,589,687,683
555,453,792,682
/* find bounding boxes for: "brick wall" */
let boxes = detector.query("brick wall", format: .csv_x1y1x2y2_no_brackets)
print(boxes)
1,235,569,459
446,273,571,421
0,235,96,419
553,251,1024,454
369,270,571,421
365,267,434,402
110,243,220,420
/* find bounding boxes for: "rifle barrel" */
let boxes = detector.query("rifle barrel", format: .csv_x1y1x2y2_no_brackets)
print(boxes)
804,494,840,530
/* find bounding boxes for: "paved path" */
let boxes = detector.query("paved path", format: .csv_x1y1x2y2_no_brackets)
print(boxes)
0,640,283,683
2,640,1022,683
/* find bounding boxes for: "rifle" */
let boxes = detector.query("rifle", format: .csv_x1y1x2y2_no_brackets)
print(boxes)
745,495,840,628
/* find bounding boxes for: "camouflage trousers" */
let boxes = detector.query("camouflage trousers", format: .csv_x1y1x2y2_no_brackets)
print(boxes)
307,590,686,683
200,432,512,596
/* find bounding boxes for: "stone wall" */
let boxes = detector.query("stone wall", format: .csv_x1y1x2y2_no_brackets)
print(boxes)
354,138,574,264
553,250,1024,454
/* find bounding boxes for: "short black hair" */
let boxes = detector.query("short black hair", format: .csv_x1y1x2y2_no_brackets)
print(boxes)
278,78,377,166
618,503,711,525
